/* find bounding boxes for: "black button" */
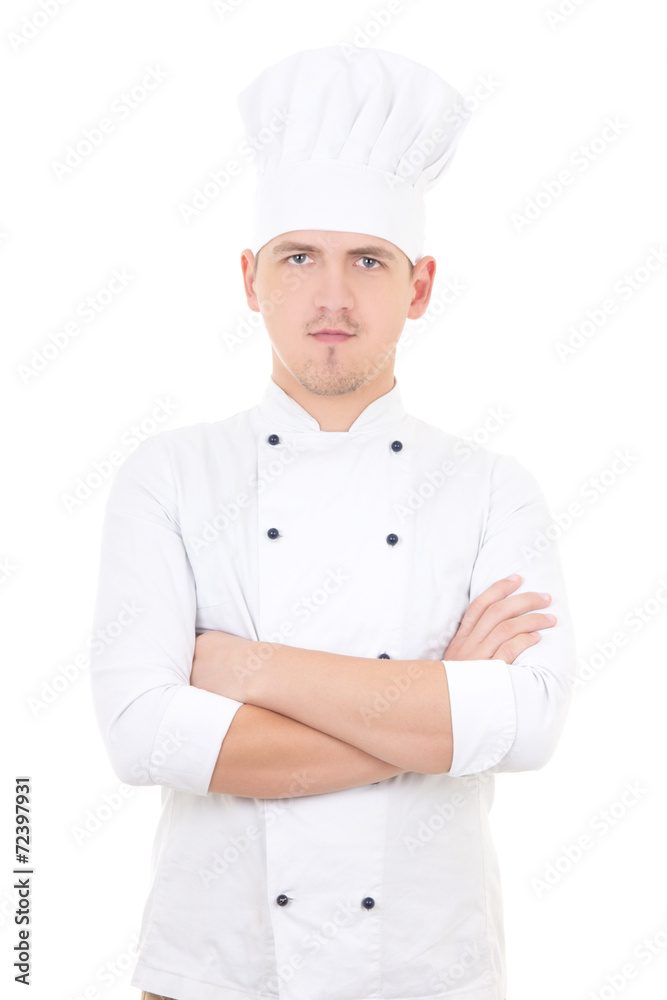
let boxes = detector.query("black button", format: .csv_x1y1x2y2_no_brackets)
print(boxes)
268,434,280,445
362,897,375,909
267,527,280,539
378,653,390,659
391,440,403,452
386,533,398,546
276,894,289,906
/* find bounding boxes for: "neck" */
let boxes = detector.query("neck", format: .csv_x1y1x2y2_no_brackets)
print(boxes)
270,367,397,432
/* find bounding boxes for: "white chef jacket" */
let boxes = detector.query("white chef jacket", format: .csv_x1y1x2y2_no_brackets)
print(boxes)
89,375,576,1000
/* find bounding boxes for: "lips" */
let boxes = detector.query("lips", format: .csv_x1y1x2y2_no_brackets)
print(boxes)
310,328,355,343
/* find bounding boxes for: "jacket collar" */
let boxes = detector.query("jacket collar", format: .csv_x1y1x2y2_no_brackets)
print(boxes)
256,376,407,435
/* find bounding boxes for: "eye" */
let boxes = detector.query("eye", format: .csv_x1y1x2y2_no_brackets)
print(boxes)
286,253,311,265
358,257,381,269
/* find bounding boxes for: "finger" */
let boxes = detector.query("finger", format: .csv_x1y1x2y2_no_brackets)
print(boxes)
475,591,553,641
472,612,555,660
489,611,556,646
492,631,543,665
456,575,523,638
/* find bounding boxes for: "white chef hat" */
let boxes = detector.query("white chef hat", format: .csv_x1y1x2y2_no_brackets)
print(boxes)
236,45,471,266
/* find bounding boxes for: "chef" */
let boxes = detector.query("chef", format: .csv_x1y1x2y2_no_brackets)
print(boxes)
89,45,576,1000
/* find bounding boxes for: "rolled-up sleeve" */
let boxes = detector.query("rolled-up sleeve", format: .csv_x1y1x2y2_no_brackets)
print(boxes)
88,433,244,795
442,452,577,776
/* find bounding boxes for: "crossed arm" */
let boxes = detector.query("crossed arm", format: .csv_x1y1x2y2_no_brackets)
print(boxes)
195,639,446,798
91,443,572,799
192,577,556,798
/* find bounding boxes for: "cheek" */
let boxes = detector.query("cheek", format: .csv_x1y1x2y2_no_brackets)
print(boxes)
283,270,303,293
261,299,301,341
376,289,406,327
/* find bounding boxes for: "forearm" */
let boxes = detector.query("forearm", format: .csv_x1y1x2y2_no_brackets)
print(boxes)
208,703,409,798
245,642,453,774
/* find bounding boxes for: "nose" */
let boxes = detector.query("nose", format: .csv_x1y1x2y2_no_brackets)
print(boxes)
311,261,355,313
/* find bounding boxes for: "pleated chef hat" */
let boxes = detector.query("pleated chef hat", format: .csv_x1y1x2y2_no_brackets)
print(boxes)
236,45,471,265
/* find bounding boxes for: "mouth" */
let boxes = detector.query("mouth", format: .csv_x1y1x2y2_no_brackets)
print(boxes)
309,328,356,343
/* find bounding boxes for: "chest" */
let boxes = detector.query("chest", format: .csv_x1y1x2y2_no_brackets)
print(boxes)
178,419,488,661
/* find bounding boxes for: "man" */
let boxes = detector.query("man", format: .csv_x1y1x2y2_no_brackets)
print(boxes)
89,46,575,1000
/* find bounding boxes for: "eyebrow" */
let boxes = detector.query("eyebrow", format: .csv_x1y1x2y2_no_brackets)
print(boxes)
269,240,397,262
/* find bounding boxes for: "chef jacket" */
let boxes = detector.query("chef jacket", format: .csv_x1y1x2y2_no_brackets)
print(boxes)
89,375,576,1000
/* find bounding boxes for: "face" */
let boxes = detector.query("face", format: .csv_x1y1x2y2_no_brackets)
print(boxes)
240,230,436,397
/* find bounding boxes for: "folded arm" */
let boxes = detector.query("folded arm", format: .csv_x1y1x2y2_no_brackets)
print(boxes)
90,437,575,800
194,453,576,781
89,435,411,798
208,703,408,797
194,632,452,775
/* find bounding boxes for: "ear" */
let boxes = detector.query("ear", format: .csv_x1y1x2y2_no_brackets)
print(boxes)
407,256,436,320
241,250,261,312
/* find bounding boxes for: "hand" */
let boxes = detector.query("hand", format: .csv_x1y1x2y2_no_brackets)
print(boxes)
191,629,259,702
443,575,556,664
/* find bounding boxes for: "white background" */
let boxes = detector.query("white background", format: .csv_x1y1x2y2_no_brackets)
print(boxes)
1,1,666,998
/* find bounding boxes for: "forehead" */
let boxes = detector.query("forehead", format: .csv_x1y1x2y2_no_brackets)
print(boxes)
264,230,400,261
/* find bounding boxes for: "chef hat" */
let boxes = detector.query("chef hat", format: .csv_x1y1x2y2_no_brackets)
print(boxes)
236,45,471,265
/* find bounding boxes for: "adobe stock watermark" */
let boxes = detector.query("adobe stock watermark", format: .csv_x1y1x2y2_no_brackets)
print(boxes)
199,825,262,889
264,567,350,645
27,600,143,717
211,0,249,17
199,788,315,889
188,438,305,553
397,276,467,356
382,98,483,195
360,660,425,727
51,66,168,179
531,779,648,897
64,933,140,1000
60,396,179,513
545,0,593,29
554,245,667,361
569,577,667,692
131,726,194,783
427,939,487,994
388,72,498,179
17,268,134,384
7,0,74,53
220,230,376,355
178,107,295,223
0,884,22,930
263,895,360,992
339,0,423,50
403,772,493,857
511,116,628,234
221,307,265,355
394,405,512,523
220,245,321,356
70,783,136,846
1,556,17,585
585,915,667,1000
521,447,638,562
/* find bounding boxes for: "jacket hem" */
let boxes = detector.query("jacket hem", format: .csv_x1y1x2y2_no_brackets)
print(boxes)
132,962,503,1000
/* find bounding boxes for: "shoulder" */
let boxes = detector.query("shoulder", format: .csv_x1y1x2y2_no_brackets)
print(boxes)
408,413,541,493
105,409,252,509
118,408,252,473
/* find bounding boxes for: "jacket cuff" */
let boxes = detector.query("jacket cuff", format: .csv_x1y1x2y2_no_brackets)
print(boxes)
441,659,517,776
149,685,244,795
